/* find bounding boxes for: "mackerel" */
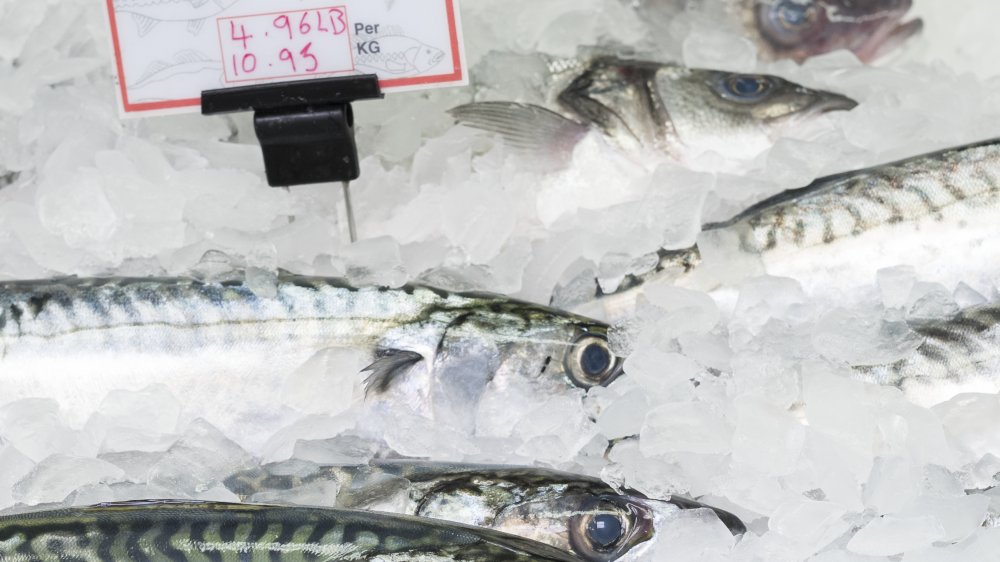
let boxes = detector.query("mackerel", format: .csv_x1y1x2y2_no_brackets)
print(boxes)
0,275,625,452
225,461,747,561
0,500,579,561
566,139,1000,320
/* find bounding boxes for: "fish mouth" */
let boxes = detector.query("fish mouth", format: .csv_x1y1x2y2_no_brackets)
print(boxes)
659,497,748,536
855,17,924,62
810,91,860,114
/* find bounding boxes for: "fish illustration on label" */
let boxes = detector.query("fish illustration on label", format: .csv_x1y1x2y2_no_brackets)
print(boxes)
355,35,446,76
129,50,223,102
114,0,241,36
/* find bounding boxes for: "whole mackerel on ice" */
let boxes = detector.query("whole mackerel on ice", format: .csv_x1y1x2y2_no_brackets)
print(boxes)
0,500,580,562
563,138,1000,318
0,275,625,451
225,460,747,561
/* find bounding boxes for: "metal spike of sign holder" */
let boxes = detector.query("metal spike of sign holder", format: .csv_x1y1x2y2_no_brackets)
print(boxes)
201,75,384,242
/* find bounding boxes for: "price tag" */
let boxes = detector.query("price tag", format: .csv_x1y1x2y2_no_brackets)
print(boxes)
104,0,466,116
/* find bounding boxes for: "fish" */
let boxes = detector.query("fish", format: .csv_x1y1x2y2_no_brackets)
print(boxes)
637,0,923,63
450,56,857,165
113,0,240,36
0,500,580,562
854,303,1000,407
355,36,446,76
128,50,223,103
0,274,625,452
224,460,747,561
562,138,1000,321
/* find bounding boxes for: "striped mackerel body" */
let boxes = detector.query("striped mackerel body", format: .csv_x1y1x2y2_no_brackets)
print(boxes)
0,501,578,561
855,304,1000,406
0,275,598,453
590,139,1000,311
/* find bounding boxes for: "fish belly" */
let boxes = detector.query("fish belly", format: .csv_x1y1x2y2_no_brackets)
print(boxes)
0,319,371,452
758,202,1000,297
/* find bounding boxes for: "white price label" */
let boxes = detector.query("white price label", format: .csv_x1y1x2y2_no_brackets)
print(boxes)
104,0,466,116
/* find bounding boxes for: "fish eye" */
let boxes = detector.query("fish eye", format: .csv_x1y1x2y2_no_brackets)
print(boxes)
716,75,774,102
566,334,622,389
569,498,653,562
587,513,624,549
775,0,816,29
756,0,820,48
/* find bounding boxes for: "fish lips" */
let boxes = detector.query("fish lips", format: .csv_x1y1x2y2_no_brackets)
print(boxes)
808,90,859,114
828,0,924,63
659,496,748,536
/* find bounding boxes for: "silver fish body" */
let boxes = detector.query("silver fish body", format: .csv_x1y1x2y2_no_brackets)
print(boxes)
637,0,923,62
224,461,746,562
855,304,1000,406
0,275,625,452
0,500,580,562
572,139,1000,320
451,56,856,165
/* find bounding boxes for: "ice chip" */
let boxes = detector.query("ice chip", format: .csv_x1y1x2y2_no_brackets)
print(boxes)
846,515,945,556
640,403,732,456
0,398,93,462
13,455,125,506
147,419,255,494
596,388,649,440
877,265,916,309
281,348,364,416
768,498,850,554
812,306,922,366
682,28,758,72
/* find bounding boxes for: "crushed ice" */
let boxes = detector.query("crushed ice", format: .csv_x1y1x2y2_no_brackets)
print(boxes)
2,0,1000,559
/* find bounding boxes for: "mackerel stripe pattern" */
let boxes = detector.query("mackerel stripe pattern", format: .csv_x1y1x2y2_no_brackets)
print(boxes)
708,140,1000,254
0,277,446,342
0,503,576,562
856,304,1000,386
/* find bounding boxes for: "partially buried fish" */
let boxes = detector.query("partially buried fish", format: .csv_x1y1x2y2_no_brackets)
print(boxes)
0,274,625,453
560,138,1000,320
855,303,1000,407
637,0,923,63
0,500,580,561
224,460,747,561
450,56,857,165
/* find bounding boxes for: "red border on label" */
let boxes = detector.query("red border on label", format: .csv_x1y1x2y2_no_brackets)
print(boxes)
107,0,465,114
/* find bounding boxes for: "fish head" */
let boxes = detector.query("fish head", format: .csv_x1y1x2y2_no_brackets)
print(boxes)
657,67,857,158
432,301,627,398
437,484,745,561
750,0,923,62
411,44,446,72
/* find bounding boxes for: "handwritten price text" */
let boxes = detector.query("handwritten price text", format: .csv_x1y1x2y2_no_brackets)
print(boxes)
218,7,354,83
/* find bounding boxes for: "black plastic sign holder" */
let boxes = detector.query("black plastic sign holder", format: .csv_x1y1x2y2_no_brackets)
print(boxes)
201,74,383,187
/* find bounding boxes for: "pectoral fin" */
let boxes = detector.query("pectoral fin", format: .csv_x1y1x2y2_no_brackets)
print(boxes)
362,350,424,395
448,102,588,168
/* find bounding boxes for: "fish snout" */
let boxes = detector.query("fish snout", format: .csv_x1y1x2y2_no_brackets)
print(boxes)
656,497,748,537
811,91,859,114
